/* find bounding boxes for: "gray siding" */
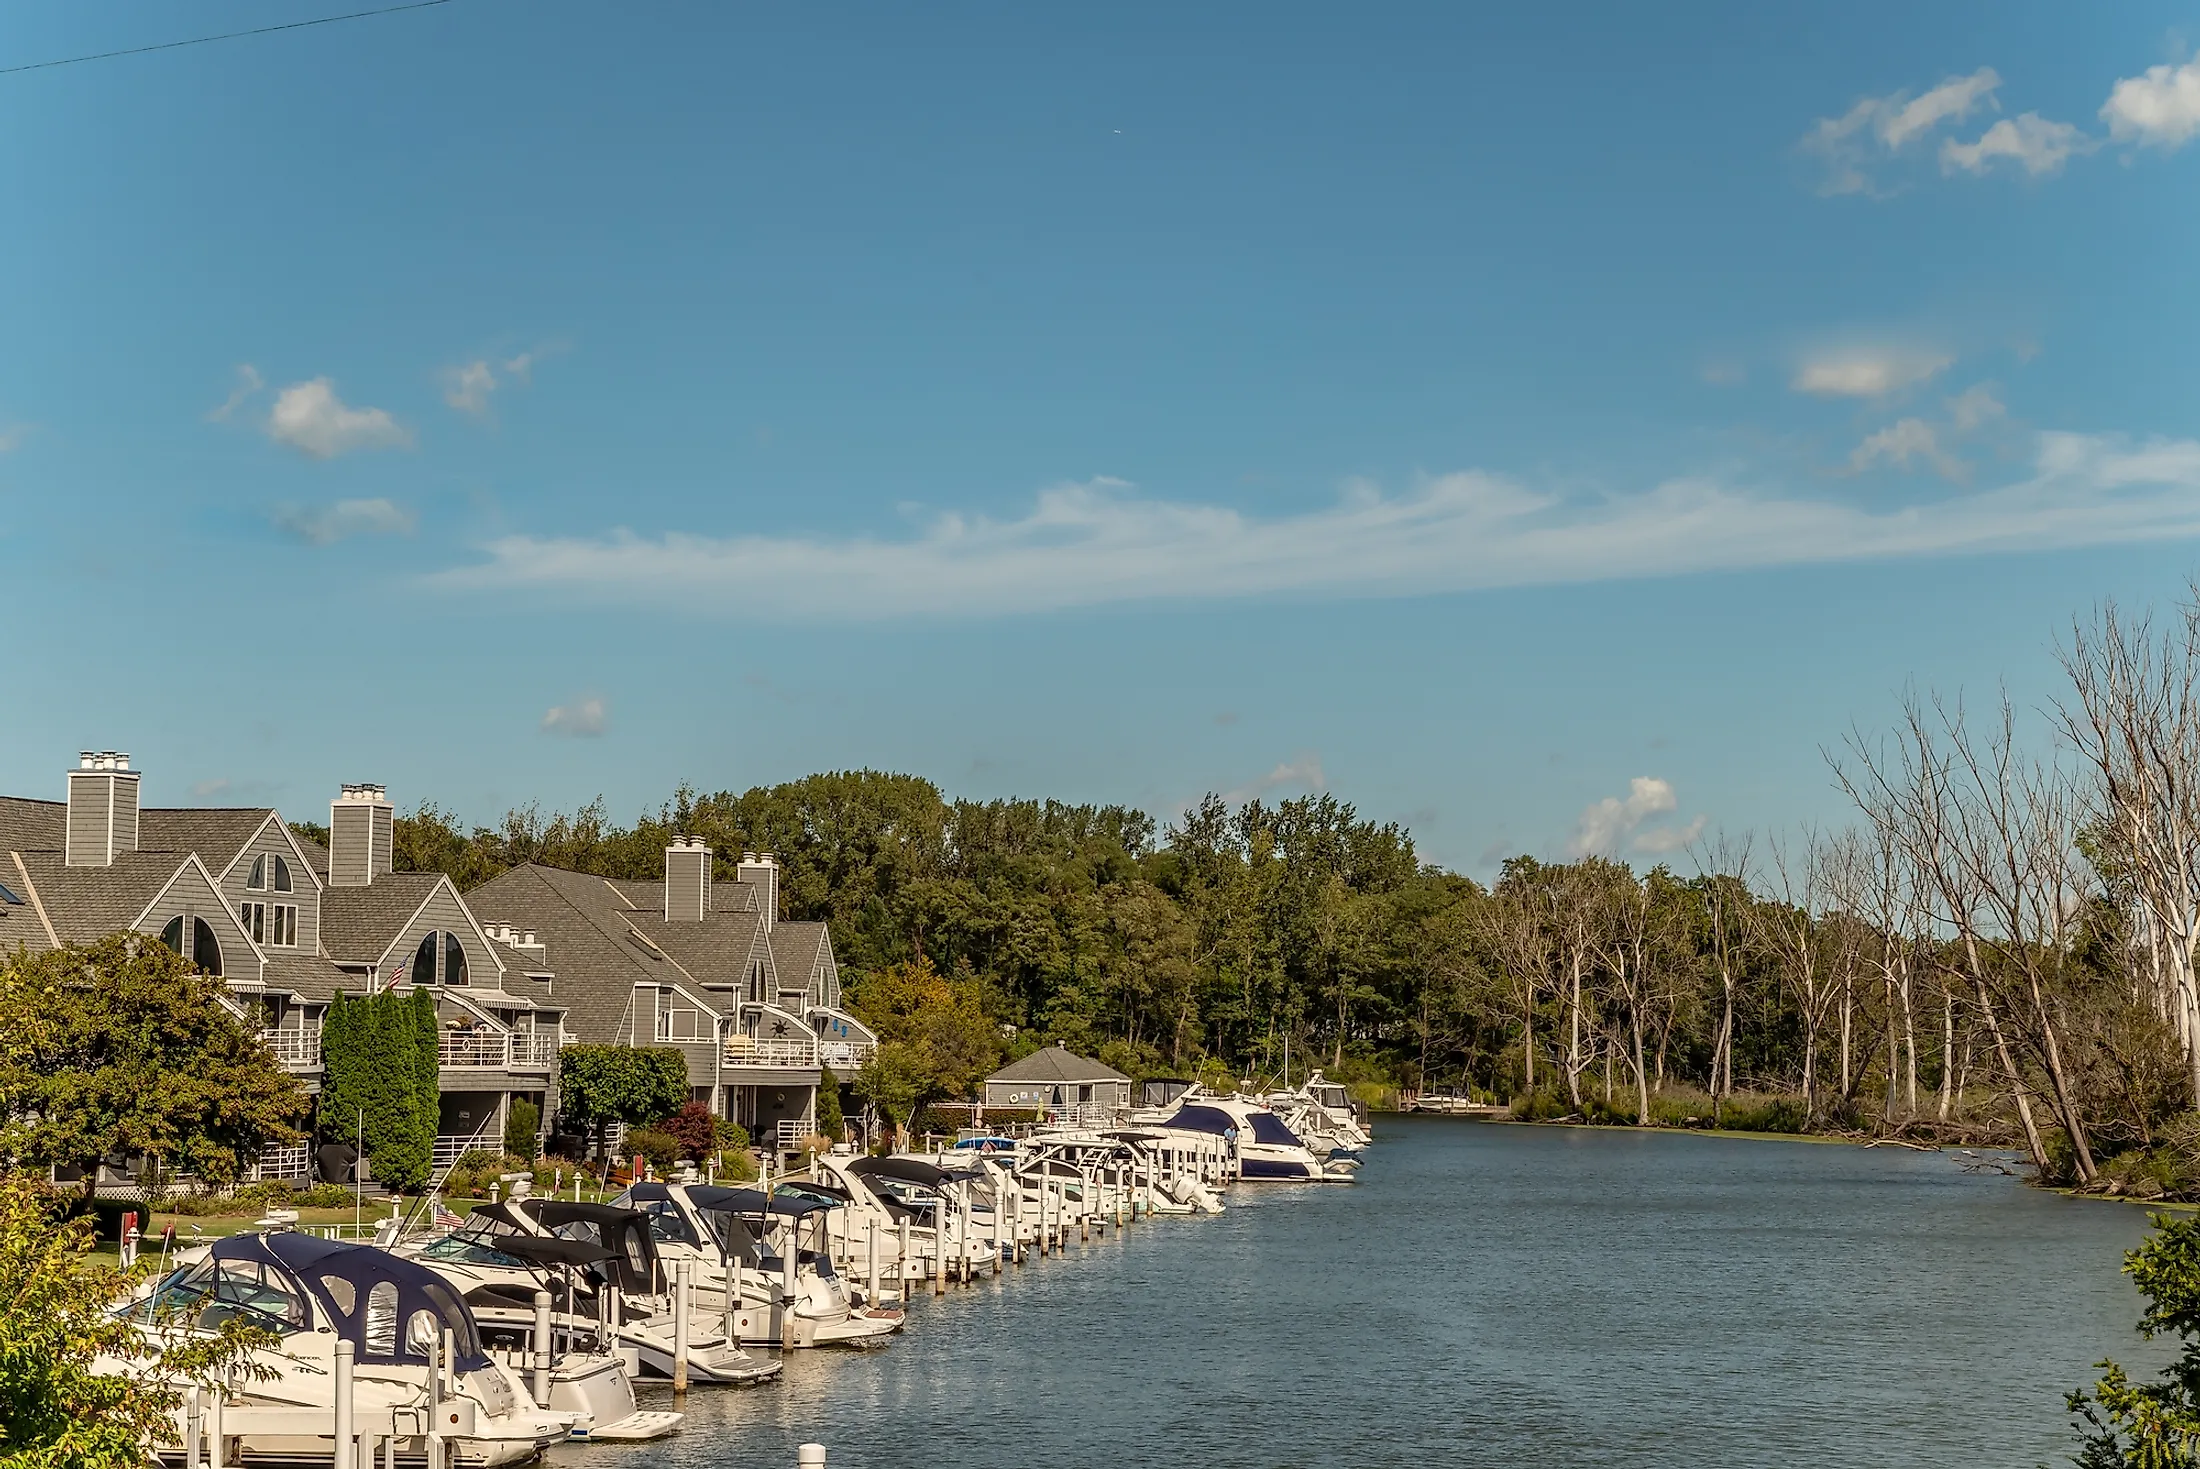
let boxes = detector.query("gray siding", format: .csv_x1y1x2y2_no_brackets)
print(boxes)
329,805,373,887
65,771,139,867
139,861,261,984
218,816,321,957
386,882,499,990
373,806,393,879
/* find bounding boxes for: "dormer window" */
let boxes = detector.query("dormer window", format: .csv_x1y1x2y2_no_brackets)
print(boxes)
409,931,469,987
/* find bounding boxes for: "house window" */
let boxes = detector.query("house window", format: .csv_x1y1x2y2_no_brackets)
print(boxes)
238,902,294,946
659,1008,699,1041
443,932,467,986
157,915,223,976
246,854,294,893
406,931,470,987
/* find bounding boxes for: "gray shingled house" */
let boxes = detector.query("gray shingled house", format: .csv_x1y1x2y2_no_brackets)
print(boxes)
464,844,878,1153
0,754,566,1179
983,1046,1133,1120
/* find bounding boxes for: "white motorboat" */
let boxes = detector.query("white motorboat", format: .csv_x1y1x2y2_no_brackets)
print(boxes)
1155,1094,1358,1181
612,1181,903,1347
112,1231,575,1469
402,1227,683,1440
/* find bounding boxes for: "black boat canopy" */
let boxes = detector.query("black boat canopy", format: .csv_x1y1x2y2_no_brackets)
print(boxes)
211,1232,490,1373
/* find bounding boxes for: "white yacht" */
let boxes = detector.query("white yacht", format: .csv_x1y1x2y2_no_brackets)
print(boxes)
402,1227,683,1440
114,1231,575,1469
1154,1093,1358,1181
457,1198,781,1385
612,1181,903,1346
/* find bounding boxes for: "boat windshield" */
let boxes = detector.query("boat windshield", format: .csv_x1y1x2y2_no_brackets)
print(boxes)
127,1256,312,1336
419,1232,532,1269
1247,1112,1304,1147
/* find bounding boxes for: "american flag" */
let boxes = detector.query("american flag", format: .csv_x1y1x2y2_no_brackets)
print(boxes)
433,1198,460,1230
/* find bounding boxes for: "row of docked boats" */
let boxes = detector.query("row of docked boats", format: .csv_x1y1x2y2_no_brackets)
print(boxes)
112,1076,1370,1469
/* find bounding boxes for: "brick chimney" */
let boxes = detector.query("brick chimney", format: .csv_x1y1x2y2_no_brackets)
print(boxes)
329,784,393,887
736,852,778,933
665,836,711,922
65,751,139,868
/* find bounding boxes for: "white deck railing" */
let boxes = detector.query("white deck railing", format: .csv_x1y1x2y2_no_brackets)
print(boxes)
250,1143,311,1181
258,1028,321,1067
437,1031,510,1068
817,1038,876,1070
725,1034,818,1067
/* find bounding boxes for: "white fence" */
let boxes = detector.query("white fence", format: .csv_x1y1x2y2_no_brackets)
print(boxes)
250,1143,311,1181
817,1038,876,1070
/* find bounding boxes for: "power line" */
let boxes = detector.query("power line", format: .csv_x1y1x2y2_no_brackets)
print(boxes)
0,0,457,78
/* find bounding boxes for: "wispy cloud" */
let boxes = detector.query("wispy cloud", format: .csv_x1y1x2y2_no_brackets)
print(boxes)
1571,777,1703,857
208,364,264,422
443,351,546,416
266,378,411,458
434,433,2200,619
1942,113,2095,176
1221,754,1325,806
1802,68,2001,194
1848,383,2009,483
270,497,417,546
1792,346,1953,398
541,696,609,738
2102,57,2200,149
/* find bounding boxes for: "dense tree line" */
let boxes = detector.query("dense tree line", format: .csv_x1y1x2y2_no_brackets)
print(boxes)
365,584,2200,1192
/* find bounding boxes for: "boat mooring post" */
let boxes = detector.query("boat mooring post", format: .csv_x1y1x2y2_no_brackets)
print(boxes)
334,1338,356,1469
866,1217,881,1306
531,1290,553,1407
897,1215,912,1301
1080,1169,1090,1243
206,1371,226,1469
672,1259,692,1393
781,1223,800,1349
423,1328,444,1469
182,1387,202,1469
932,1215,945,1296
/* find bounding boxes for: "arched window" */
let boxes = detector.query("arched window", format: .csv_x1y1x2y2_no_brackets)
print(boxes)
247,856,266,891
272,855,292,893
408,931,468,987
157,916,222,975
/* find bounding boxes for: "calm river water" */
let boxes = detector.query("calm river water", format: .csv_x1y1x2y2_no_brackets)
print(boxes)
558,1118,2163,1468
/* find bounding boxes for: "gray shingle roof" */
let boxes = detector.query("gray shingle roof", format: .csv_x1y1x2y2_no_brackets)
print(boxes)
463,863,787,1046
14,849,199,945
767,922,827,991
986,1046,1131,1086
138,809,279,875
260,951,356,1004
318,873,445,964
0,797,65,852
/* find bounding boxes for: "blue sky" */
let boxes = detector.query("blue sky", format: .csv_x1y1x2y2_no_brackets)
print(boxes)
3,1,2198,874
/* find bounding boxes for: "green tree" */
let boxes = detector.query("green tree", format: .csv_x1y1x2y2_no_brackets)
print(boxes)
847,959,1001,1113
0,1176,273,1469
816,1065,844,1140
2070,1211,2200,1466
557,1046,689,1158
503,1098,541,1160
317,990,435,1195
0,936,306,1195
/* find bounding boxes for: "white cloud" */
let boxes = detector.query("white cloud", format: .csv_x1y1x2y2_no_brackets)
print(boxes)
270,497,417,546
502,351,535,382
208,364,263,422
1848,418,1965,481
1220,754,1325,806
443,360,498,415
541,697,609,738
266,378,411,458
1792,347,1953,398
2102,58,2200,148
1632,815,1708,855
1947,383,2006,433
1879,69,2004,147
1802,68,2001,193
1570,777,1707,858
1942,113,2093,175
434,431,2200,620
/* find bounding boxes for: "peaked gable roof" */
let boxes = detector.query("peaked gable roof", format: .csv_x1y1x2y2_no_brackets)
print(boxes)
986,1045,1131,1086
